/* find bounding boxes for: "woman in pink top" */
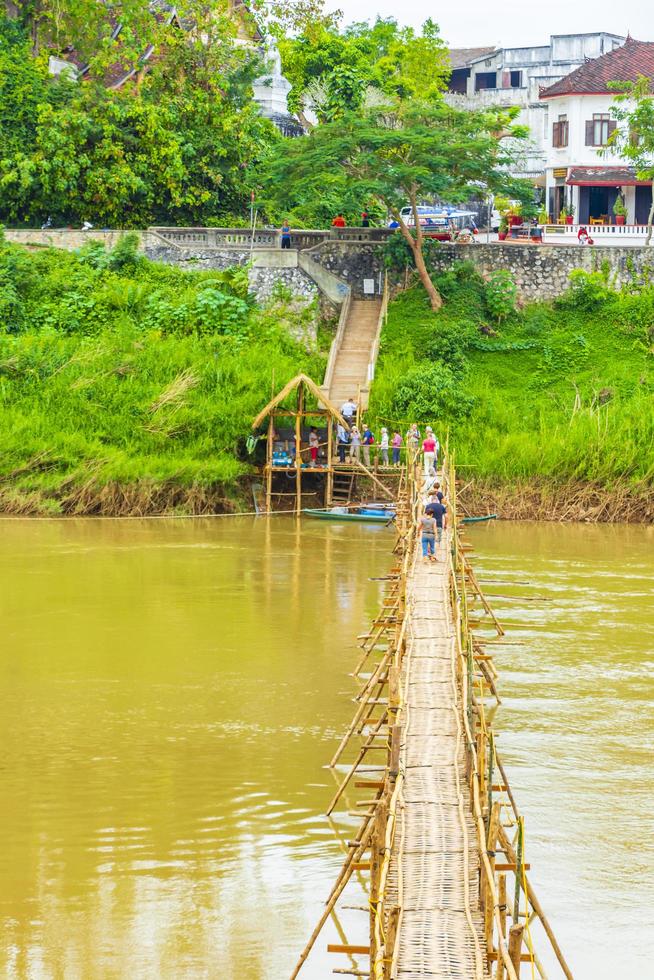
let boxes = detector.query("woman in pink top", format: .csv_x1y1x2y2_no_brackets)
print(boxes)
422,435,437,476
391,431,402,466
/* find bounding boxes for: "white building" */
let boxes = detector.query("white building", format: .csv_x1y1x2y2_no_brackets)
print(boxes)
540,38,654,224
447,33,625,182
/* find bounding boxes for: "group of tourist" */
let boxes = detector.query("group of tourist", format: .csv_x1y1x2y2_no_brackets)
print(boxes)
337,400,441,474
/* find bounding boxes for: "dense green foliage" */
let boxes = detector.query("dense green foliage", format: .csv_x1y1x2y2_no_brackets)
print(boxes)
278,17,450,121
369,262,654,488
0,236,324,512
0,12,277,227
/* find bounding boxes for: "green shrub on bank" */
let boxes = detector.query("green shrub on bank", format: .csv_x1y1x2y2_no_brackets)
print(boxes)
370,263,653,488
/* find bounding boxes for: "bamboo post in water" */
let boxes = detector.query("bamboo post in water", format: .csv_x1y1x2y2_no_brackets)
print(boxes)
327,419,334,505
266,414,274,514
295,386,303,517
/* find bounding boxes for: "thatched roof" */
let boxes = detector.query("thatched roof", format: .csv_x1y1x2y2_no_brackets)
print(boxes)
252,373,348,430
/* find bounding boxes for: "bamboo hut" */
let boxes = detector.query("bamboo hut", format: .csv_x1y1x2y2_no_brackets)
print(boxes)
252,373,348,515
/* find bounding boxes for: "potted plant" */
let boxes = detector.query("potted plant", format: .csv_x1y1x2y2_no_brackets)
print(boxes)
559,208,568,225
566,204,575,226
507,202,522,227
613,194,627,225
537,208,549,226
498,216,508,241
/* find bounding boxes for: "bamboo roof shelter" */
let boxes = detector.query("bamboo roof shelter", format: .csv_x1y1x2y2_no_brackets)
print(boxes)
252,373,349,515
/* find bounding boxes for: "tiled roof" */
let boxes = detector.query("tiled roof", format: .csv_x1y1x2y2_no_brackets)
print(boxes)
448,47,496,70
540,37,654,98
566,166,651,185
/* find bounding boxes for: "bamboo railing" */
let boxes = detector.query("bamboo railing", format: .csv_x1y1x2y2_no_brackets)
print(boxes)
290,455,574,980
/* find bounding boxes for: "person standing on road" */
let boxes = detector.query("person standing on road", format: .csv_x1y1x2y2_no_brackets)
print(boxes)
280,220,291,249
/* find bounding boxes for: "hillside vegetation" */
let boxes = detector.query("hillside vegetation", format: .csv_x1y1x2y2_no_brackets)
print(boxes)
0,235,324,514
370,262,653,519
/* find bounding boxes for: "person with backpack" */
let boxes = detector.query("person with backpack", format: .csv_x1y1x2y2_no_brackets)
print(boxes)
361,424,375,466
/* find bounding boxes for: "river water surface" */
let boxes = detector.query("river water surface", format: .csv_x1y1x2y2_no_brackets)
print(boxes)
0,517,652,979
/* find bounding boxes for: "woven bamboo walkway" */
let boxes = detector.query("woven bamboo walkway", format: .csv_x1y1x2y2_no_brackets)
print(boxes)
290,457,573,980
388,533,488,980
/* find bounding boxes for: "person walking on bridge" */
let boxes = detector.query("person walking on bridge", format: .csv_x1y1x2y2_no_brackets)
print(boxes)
332,213,346,228
425,494,447,558
280,220,291,250
419,508,437,562
422,432,437,477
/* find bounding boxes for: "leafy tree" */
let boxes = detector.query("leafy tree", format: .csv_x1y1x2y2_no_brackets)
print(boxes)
0,8,278,227
279,17,450,126
264,99,526,309
608,75,654,244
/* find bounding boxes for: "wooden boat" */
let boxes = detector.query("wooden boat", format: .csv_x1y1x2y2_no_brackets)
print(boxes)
303,505,395,524
460,514,497,524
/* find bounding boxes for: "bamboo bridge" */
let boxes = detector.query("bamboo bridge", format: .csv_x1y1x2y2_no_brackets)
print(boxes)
290,457,574,980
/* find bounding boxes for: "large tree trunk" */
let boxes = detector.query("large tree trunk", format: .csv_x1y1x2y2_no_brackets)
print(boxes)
392,208,443,311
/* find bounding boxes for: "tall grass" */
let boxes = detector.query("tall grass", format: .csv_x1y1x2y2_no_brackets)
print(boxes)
0,237,325,513
369,267,653,493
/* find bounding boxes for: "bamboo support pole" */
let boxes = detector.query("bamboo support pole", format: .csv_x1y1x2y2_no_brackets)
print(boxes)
295,386,303,517
508,924,524,977
330,652,392,768
289,817,376,980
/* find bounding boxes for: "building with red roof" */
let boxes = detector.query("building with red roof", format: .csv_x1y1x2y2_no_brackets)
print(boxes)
540,37,654,225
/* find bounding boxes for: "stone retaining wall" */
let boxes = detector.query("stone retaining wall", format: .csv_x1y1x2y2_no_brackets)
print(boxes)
427,243,654,300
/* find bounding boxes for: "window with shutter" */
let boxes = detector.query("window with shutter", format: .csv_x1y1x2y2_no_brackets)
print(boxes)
553,115,568,148
585,120,595,145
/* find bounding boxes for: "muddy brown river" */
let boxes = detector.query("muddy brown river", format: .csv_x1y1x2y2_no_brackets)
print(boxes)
0,517,651,978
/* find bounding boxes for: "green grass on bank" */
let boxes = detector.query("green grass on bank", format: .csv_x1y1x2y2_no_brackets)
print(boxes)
369,262,654,489
0,234,325,513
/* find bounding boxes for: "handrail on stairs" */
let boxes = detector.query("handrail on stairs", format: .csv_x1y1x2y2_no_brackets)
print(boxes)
360,273,389,411
320,289,352,406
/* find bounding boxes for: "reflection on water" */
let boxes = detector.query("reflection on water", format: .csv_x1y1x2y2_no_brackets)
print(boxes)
0,518,651,978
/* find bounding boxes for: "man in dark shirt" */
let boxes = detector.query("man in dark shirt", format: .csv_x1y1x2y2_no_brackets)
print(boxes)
425,495,447,554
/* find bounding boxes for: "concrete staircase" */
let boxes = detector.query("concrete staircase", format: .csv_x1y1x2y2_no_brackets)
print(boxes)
326,298,382,410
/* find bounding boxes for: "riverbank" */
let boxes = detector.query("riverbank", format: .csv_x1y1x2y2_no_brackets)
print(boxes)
370,262,653,501
1,238,651,519
0,234,326,515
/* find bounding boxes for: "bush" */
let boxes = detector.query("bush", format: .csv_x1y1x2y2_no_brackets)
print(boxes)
485,270,517,322
557,269,612,311
393,362,475,422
